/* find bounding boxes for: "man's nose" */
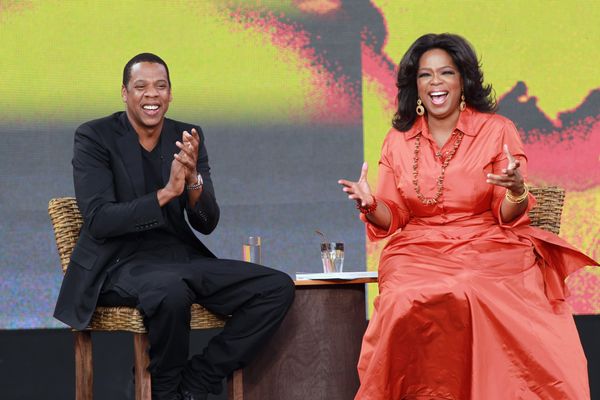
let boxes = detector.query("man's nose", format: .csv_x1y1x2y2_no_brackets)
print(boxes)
145,86,159,96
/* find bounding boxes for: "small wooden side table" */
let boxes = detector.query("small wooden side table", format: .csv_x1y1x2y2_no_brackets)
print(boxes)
228,278,377,400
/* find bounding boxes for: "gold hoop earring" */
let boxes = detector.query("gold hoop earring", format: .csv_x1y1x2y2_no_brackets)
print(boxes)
459,94,466,111
416,98,425,116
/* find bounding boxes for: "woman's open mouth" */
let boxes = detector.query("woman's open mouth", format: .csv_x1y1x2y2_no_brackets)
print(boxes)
429,91,448,105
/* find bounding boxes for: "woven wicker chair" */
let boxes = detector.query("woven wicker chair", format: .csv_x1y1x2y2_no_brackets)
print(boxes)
527,186,565,234
48,197,228,400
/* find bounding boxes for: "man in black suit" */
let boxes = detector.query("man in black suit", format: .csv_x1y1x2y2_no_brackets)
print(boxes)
54,53,295,400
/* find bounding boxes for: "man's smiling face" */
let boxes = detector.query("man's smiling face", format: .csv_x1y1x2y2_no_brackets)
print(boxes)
121,61,172,134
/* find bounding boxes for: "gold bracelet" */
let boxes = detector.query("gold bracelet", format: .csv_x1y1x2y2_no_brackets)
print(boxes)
505,184,529,204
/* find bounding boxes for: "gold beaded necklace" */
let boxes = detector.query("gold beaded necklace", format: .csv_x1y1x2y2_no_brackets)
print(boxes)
412,131,464,205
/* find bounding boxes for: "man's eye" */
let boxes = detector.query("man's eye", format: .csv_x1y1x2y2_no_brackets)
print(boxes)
135,86,145,90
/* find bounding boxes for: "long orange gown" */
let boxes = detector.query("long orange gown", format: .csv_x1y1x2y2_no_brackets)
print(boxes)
356,108,598,400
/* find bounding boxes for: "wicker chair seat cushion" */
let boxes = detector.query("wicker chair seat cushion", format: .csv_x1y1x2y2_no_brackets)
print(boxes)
87,304,226,333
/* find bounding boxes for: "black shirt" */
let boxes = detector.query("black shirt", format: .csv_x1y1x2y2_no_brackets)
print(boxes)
137,138,188,255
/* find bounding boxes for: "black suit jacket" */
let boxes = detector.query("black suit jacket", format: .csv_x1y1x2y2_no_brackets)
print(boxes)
54,112,220,330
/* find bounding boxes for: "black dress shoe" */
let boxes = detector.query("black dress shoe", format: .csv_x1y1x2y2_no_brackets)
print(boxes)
180,390,208,400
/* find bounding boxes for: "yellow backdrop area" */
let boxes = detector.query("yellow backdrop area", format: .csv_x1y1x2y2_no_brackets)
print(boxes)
0,0,324,123
374,0,600,119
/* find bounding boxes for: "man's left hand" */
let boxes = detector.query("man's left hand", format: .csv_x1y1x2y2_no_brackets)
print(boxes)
174,128,200,184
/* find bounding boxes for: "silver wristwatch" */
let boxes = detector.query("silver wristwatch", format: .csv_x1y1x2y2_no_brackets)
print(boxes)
186,173,203,190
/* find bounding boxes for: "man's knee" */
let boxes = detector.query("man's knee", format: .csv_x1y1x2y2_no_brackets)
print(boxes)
267,270,295,307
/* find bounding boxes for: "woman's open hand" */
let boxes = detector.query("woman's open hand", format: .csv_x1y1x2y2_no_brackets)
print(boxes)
338,162,374,207
486,144,526,195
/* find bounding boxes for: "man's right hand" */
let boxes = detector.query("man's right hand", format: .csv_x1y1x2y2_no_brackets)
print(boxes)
157,154,187,206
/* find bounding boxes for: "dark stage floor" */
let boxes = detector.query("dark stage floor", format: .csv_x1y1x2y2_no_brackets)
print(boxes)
0,315,598,399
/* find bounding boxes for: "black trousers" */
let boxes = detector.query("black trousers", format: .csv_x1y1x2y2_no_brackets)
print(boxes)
98,256,295,400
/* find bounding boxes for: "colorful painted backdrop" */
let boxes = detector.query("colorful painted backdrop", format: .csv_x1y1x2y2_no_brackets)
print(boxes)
0,0,597,328
361,0,599,314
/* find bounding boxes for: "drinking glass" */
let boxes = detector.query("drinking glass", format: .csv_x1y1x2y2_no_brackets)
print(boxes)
243,236,262,264
320,242,344,273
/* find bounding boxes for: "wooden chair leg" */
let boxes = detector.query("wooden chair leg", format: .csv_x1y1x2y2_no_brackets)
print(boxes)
227,369,244,400
133,333,152,400
74,330,93,400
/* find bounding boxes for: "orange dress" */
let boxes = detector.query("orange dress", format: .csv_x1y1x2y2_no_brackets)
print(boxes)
356,108,597,400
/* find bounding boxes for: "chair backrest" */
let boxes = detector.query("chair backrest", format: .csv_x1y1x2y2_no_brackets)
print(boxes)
48,197,83,273
528,186,565,235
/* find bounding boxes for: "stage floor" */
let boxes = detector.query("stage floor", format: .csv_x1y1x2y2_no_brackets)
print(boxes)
0,316,598,399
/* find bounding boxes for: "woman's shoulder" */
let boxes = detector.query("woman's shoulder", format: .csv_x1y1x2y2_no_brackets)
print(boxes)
377,126,414,159
381,126,415,151
472,110,516,130
467,110,519,140
385,126,404,138
385,120,421,141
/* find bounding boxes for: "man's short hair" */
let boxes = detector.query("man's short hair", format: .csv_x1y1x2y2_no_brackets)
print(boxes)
122,53,171,88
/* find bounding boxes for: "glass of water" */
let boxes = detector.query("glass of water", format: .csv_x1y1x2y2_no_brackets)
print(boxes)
320,242,344,273
243,236,262,264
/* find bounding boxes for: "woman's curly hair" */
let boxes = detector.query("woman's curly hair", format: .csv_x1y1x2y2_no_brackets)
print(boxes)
393,33,496,131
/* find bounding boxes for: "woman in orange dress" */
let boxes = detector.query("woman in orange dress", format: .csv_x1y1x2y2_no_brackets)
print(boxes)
339,33,597,400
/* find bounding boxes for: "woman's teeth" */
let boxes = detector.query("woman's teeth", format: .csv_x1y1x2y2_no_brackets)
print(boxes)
430,91,448,105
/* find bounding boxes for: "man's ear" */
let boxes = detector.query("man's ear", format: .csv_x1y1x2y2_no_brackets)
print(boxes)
121,84,127,103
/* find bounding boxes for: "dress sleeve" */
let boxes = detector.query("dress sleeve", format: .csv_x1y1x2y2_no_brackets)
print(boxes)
490,120,536,227
360,133,411,240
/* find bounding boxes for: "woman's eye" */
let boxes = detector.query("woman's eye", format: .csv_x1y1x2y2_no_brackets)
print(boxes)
442,70,455,75
418,72,430,78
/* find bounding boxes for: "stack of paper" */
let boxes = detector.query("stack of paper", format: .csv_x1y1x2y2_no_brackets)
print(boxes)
295,271,378,280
